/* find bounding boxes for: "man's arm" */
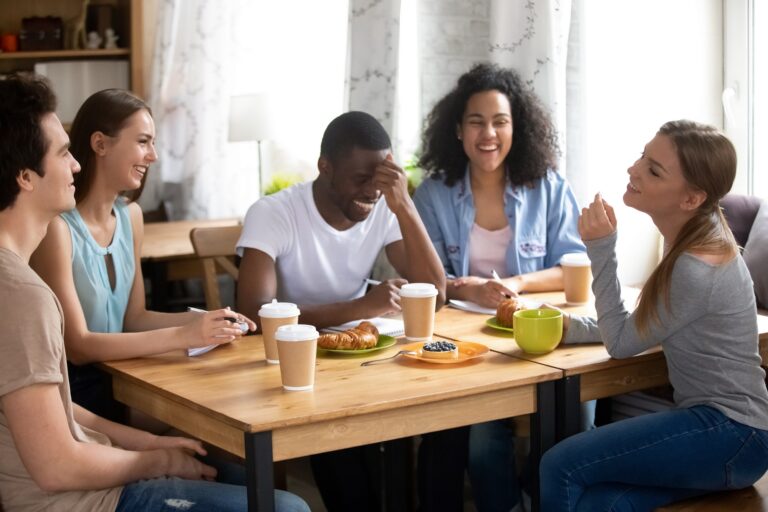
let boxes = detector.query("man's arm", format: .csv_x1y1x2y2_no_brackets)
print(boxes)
377,157,446,307
3,384,215,492
237,247,406,329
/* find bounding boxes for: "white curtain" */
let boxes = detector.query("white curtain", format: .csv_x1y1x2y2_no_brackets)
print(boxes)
346,0,402,144
488,0,573,177
144,1,347,220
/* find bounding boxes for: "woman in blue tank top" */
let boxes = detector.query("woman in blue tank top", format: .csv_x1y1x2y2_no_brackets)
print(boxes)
30,90,256,422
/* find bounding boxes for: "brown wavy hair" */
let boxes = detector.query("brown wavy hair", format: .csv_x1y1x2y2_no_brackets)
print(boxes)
635,120,738,335
69,89,152,203
418,62,559,187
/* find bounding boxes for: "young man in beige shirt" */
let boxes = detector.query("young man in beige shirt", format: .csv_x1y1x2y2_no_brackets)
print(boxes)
0,74,308,512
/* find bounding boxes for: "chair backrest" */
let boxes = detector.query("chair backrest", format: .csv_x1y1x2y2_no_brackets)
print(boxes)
720,193,762,248
190,225,242,310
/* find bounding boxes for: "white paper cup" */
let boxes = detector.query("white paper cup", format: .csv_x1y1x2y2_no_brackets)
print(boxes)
275,324,318,391
259,300,300,364
561,253,592,305
399,283,438,341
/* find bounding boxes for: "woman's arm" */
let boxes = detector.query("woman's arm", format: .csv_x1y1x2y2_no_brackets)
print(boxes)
30,216,249,364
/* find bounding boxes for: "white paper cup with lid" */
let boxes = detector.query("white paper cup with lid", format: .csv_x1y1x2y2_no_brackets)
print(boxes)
275,324,318,391
259,300,300,364
399,283,438,341
560,253,592,305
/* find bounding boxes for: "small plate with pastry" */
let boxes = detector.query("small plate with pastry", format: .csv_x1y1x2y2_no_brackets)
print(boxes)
399,340,489,364
486,297,525,332
317,321,397,355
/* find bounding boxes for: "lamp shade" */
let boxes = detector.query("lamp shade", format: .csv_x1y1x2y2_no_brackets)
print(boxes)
228,93,280,142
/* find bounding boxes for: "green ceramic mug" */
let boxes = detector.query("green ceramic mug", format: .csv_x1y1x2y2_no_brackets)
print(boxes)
513,308,563,354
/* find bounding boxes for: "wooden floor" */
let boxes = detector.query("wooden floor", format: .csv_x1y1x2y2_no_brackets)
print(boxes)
657,474,768,511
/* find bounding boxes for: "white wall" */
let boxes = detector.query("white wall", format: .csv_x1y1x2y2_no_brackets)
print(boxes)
577,0,723,285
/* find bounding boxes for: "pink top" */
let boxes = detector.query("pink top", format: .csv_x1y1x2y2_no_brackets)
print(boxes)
468,223,513,278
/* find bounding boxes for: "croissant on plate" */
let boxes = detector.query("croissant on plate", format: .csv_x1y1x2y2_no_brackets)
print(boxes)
318,321,380,350
496,298,522,328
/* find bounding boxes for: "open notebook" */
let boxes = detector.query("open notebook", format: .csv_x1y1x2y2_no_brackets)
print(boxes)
323,317,405,337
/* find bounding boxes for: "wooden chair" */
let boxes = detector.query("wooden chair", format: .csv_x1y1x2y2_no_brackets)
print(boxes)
656,473,768,511
190,225,242,310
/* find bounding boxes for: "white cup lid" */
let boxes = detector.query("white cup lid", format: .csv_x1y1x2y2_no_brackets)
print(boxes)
259,299,300,318
399,283,438,298
275,324,318,342
560,252,591,267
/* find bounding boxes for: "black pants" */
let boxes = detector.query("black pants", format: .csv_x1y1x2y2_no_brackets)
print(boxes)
310,426,469,512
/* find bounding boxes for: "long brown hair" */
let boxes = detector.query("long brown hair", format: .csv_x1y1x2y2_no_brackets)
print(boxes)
69,89,152,203
635,120,738,335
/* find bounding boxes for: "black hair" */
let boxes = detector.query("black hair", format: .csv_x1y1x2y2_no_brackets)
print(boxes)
320,111,391,163
419,62,559,187
69,89,151,203
0,73,57,210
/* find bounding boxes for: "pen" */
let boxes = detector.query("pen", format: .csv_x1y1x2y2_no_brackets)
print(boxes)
491,270,512,299
188,306,249,333
364,278,382,286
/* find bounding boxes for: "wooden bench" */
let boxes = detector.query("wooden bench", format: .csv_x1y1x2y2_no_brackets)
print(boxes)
657,473,768,511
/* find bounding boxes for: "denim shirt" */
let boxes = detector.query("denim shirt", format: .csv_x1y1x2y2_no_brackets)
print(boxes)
413,169,585,278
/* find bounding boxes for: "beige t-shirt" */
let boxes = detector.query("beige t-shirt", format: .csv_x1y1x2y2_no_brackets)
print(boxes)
0,249,122,512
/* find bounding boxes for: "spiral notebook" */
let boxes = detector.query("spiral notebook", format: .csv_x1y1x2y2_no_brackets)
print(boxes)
323,317,405,337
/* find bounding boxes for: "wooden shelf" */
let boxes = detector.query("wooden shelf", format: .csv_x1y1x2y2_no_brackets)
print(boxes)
0,49,130,60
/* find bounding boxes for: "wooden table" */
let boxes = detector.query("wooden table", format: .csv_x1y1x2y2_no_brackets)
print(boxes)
141,218,240,309
435,292,768,441
101,335,562,511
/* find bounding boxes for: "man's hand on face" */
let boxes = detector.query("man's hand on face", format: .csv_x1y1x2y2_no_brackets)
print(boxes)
373,153,412,216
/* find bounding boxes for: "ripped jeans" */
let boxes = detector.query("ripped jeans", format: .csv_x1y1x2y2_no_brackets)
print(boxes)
115,477,309,512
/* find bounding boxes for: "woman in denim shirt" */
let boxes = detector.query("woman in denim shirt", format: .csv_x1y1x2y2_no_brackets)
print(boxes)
413,63,586,512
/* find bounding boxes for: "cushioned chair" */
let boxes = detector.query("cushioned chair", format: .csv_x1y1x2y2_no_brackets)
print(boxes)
720,193,768,309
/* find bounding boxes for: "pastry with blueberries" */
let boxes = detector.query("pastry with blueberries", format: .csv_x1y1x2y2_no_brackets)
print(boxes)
421,340,459,359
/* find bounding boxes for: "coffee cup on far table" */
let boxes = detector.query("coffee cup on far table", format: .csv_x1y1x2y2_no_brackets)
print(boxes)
561,252,592,305
399,283,438,341
513,308,563,354
259,300,300,364
275,324,319,391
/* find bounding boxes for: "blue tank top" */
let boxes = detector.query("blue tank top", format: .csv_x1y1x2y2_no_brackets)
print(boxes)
61,199,135,333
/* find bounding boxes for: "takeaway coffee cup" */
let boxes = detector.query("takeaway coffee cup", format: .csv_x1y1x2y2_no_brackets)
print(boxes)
561,253,592,305
275,324,318,391
399,283,438,341
259,300,300,364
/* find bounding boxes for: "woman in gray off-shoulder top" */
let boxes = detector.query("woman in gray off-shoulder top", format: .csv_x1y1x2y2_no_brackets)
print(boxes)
540,120,768,511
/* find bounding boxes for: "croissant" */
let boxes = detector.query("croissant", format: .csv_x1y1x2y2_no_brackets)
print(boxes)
318,321,380,350
496,298,522,328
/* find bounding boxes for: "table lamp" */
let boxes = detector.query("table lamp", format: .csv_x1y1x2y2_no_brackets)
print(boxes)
228,93,279,197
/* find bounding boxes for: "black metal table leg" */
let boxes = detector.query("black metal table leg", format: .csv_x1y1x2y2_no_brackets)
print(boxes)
555,375,581,441
530,380,556,512
245,431,275,512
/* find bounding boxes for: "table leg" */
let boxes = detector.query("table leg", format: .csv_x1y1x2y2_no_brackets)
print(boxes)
245,431,275,512
555,375,581,441
530,380,555,512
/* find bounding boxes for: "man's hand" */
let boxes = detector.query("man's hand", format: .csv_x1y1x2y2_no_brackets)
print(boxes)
373,154,412,216
359,278,408,317
578,193,617,241
162,447,218,481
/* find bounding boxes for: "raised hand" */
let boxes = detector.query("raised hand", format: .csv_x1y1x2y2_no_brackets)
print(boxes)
578,193,617,241
373,154,412,216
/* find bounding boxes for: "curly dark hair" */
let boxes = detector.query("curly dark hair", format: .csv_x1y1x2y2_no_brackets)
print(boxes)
419,62,559,187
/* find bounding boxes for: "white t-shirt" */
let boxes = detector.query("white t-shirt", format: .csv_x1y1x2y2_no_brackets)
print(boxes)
237,181,402,305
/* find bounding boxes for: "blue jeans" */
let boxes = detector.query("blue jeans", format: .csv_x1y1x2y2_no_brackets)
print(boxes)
468,400,596,512
540,405,768,512
116,477,309,512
